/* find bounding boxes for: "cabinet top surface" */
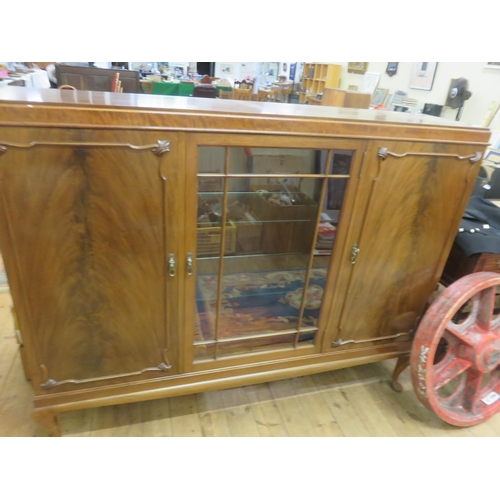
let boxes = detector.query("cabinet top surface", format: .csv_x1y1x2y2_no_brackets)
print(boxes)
0,87,487,130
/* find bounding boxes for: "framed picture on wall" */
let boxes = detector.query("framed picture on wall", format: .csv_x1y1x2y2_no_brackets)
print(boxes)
221,64,233,74
371,88,388,106
347,62,368,74
409,62,438,90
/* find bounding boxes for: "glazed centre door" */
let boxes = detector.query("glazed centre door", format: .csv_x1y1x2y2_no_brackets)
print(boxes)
183,135,367,369
0,131,179,392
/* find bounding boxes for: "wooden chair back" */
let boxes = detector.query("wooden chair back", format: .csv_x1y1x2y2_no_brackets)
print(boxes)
232,88,253,101
257,89,277,102
58,85,77,90
219,89,233,100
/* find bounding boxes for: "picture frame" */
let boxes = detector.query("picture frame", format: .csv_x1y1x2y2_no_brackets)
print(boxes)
371,88,388,106
221,64,233,74
386,62,398,77
347,62,368,74
347,84,358,91
409,62,438,91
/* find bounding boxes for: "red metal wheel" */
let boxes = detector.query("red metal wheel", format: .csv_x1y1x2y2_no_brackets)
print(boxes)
411,272,500,426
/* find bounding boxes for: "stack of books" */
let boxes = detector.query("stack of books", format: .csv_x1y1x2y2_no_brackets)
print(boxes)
314,222,337,255
391,90,407,106
402,97,418,107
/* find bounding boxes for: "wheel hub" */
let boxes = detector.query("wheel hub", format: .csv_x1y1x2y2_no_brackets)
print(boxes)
459,335,500,372
481,343,500,371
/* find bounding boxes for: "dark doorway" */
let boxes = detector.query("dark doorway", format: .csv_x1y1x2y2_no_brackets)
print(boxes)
197,62,215,77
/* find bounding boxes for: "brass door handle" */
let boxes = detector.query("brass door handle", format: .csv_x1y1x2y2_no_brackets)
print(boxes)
187,252,193,276
168,254,176,277
350,244,360,265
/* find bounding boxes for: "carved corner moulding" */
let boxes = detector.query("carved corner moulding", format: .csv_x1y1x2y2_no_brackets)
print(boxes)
40,350,172,390
377,147,482,163
0,140,170,156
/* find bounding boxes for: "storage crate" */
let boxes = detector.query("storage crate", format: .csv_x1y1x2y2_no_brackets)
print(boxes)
246,185,318,254
197,221,237,256
236,213,263,253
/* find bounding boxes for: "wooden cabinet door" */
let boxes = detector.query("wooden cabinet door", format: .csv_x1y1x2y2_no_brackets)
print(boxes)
0,130,181,393
182,134,367,370
324,141,482,352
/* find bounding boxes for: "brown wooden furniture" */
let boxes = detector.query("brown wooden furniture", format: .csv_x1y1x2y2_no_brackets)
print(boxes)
441,244,500,286
321,88,372,109
300,63,341,103
0,87,490,436
218,89,233,100
271,83,292,103
234,80,254,90
55,64,141,93
308,97,322,105
232,88,253,100
257,89,277,102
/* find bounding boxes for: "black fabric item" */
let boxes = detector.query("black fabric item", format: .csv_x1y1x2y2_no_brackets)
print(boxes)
454,196,500,256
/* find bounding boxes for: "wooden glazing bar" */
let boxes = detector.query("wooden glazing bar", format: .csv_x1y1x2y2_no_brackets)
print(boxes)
294,150,333,348
197,173,351,179
213,147,230,360
193,327,318,346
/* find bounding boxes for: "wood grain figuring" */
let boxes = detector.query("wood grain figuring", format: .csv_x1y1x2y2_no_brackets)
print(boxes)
0,90,492,435
333,141,482,346
0,133,172,392
0,89,491,146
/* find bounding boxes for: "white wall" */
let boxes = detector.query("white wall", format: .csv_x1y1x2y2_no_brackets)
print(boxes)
329,62,500,128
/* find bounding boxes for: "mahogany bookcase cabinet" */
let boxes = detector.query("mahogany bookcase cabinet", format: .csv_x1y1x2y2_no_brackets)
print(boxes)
0,87,490,436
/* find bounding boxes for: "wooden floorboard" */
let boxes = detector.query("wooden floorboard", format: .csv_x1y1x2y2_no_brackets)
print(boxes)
1,290,499,437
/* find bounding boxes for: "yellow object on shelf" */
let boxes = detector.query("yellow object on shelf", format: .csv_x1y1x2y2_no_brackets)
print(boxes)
197,221,237,256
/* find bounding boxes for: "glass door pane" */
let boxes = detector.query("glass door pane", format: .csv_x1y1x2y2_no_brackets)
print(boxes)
194,146,353,361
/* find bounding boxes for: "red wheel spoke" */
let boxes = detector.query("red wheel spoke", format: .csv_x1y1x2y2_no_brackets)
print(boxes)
433,357,471,391
462,369,484,412
445,323,474,346
475,287,496,332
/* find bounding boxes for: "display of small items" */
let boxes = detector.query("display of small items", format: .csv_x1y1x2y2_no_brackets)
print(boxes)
197,195,247,226
255,182,306,207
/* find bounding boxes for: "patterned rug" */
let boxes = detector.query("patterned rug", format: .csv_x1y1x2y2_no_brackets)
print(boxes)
195,267,328,342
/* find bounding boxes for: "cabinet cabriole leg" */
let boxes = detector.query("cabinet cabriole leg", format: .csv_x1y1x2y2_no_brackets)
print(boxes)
32,409,62,437
391,354,410,392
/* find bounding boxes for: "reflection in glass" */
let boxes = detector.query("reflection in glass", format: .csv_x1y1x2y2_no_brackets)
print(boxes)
194,147,352,360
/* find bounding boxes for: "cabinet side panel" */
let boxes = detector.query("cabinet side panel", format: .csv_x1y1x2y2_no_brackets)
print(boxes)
0,143,166,386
